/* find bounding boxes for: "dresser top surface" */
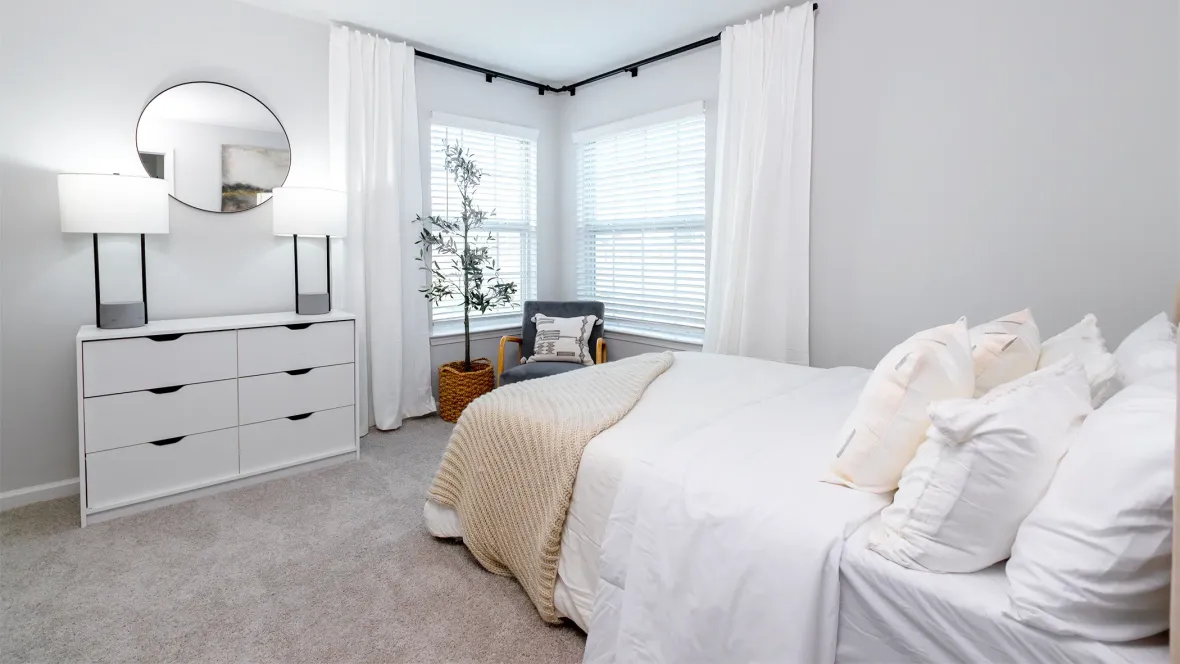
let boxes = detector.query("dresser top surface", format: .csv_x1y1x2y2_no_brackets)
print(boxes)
77,311,356,342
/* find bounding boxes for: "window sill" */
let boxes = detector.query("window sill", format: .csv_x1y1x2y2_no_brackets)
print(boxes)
430,322,521,346
604,327,704,351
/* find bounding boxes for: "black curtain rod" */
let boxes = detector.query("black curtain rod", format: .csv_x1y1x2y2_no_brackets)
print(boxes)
415,50,559,94
417,3,817,96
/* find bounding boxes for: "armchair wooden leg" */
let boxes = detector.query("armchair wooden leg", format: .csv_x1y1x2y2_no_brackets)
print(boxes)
596,338,607,365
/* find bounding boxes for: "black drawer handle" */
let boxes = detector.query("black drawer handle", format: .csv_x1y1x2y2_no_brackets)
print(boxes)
285,368,313,376
147,333,185,342
285,323,313,330
148,385,184,394
149,436,185,446
287,412,313,421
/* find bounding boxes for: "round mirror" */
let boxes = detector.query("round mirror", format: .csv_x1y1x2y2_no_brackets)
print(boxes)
136,82,291,213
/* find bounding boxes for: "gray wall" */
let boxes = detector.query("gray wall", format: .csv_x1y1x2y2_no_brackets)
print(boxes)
0,0,559,494
1,0,1177,496
558,0,1179,367
0,0,331,494
809,0,1179,368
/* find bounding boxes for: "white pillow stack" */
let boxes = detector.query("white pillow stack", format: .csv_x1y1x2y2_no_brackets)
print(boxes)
824,319,974,493
1038,314,1120,406
969,309,1041,397
1113,312,1176,389
843,310,1177,641
868,357,1092,573
1005,379,1176,641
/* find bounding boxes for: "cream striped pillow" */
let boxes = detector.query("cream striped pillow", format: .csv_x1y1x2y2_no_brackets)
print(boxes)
825,318,975,493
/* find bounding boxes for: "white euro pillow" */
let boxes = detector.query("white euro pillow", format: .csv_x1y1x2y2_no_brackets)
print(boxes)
1005,382,1176,641
825,318,974,493
970,308,1040,397
868,357,1091,573
1038,314,1120,406
1113,312,1176,387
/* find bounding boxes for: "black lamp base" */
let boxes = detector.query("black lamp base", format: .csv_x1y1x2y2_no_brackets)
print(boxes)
296,293,330,316
93,233,149,329
98,301,147,329
293,234,332,316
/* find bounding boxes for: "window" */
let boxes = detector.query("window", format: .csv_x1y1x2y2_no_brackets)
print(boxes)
429,114,538,333
574,103,707,341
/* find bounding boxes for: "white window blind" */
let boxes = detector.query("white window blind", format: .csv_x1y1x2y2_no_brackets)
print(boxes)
429,119,537,331
575,108,707,341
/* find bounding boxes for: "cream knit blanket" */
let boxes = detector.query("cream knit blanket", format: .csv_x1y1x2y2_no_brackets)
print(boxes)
428,351,674,623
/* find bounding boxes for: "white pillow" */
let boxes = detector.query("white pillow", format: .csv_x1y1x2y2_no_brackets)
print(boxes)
825,318,974,493
868,357,1091,573
526,314,600,365
1114,312,1176,387
1005,382,1176,641
970,308,1040,397
1038,314,1120,406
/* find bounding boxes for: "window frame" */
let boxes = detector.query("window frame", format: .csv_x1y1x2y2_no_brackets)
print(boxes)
427,112,539,336
573,102,708,344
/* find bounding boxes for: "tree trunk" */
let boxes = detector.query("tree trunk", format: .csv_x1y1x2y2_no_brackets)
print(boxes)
463,216,472,372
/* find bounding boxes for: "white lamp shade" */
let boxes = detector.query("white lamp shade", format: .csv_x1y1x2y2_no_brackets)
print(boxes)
58,174,169,234
272,187,347,237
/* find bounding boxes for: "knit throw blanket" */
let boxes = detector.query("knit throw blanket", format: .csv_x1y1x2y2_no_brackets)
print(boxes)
428,351,675,623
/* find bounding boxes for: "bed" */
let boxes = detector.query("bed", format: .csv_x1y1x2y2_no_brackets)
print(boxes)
425,351,841,629
425,350,1172,663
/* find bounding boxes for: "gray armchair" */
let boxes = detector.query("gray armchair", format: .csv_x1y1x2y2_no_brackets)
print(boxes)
498,300,607,386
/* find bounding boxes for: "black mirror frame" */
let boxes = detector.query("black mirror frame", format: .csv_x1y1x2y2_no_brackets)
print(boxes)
135,80,291,214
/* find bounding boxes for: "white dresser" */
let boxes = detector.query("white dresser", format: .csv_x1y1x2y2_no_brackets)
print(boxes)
75,311,359,526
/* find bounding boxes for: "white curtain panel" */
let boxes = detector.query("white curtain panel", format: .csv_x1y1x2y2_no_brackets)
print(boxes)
329,25,436,431
703,7,815,365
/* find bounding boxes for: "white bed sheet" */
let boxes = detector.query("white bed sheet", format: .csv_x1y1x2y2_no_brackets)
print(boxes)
424,352,831,630
837,519,1170,664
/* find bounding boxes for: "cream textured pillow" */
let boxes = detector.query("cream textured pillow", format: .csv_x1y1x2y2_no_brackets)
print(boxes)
825,318,974,493
1038,314,1119,406
869,357,1091,573
526,314,600,365
1006,382,1175,641
969,308,1040,397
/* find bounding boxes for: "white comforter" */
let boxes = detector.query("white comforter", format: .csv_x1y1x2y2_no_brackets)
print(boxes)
427,352,845,629
584,365,888,664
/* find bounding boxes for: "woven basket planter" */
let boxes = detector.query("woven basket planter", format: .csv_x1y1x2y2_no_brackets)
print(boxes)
438,358,494,423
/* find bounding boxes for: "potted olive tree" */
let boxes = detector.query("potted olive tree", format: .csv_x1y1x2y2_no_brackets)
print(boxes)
415,143,518,422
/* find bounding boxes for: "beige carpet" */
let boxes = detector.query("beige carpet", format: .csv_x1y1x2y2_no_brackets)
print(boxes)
0,416,585,663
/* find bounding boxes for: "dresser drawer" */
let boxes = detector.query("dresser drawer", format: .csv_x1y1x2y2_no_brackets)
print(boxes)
237,321,354,377
240,406,355,475
84,379,238,454
82,330,237,397
238,363,354,425
85,428,239,510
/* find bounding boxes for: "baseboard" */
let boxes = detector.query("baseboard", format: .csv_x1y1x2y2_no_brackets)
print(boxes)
0,478,80,512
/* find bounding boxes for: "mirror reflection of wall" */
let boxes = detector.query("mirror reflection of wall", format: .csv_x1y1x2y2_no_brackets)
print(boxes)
136,82,290,213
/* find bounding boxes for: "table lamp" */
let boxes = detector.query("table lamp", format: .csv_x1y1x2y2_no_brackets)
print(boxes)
58,173,169,329
272,187,347,315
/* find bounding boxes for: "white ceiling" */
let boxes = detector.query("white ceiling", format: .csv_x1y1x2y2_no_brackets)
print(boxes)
235,0,798,84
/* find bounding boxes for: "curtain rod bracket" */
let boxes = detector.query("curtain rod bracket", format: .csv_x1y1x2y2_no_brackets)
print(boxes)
485,73,494,83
